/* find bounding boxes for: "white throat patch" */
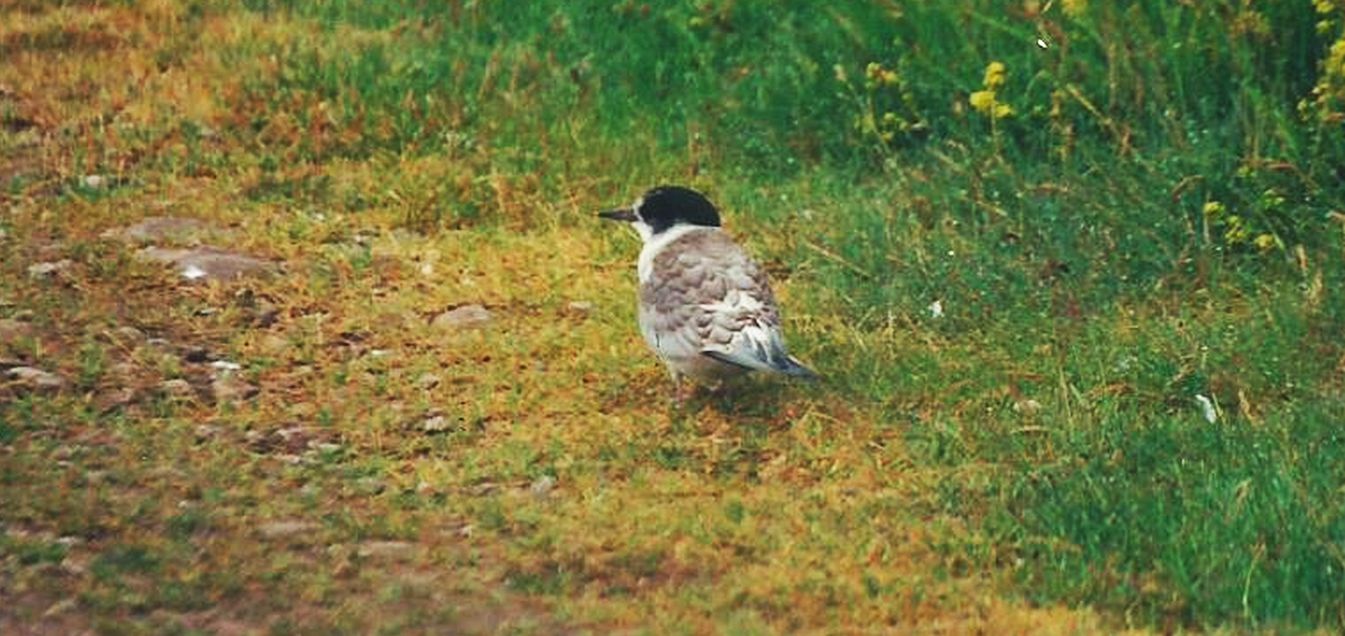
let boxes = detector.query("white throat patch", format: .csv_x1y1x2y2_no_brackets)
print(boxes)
637,224,710,284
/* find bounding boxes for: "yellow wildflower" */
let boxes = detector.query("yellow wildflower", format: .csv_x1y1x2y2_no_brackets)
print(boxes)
1253,233,1277,252
1061,0,1087,17
969,90,996,113
1202,201,1226,218
969,90,1014,119
983,62,1007,90
1330,38,1345,77
1224,215,1249,244
1315,0,1335,15
866,62,883,82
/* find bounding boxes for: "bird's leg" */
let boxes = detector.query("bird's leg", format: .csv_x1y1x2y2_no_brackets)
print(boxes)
670,370,691,407
706,379,726,396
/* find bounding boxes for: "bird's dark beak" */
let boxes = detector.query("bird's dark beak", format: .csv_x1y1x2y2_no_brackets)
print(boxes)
598,207,638,223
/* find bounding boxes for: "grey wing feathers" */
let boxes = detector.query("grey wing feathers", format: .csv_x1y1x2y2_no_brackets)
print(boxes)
641,230,819,380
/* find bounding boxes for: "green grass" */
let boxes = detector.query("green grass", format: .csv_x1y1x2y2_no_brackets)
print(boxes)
3,0,1345,633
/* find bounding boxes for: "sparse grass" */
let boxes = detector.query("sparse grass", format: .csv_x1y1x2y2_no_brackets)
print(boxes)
2,0,1344,634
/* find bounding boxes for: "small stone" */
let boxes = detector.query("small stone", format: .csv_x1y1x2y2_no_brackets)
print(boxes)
354,477,387,495
307,441,341,454
421,415,452,434
55,536,83,547
6,366,64,393
81,174,107,189
431,304,492,331
183,347,210,363
27,259,73,279
530,475,556,498
414,372,441,390
210,360,243,373
211,376,258,403
158,378,195,398
469,482,498,496
43,598,78,618
1013,399,1042,415
109,326,146,345
566,301,594,316
194,424,221,440
356,540,415,560
257,520,319,540
928,299,945,319
95,386,137,412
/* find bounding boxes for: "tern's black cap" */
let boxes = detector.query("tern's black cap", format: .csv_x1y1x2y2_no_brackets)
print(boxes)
638,185,721,234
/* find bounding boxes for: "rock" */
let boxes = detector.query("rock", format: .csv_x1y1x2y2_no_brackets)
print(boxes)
566,301,594,316
257,520,319,540
100,216,219,245
530,475,556,498
210,376,258,403
27,260,72,279
183,346,210,363
157,378,195,398
136,246,274,282
106,326,146,345
431,304,492,331
6,366,64,393
94,386,137,412
80,174,108,189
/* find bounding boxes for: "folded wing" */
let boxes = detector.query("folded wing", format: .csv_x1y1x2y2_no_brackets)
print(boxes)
640,230,818,379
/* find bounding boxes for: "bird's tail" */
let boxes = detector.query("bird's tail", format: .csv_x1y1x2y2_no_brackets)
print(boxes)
779,355,821,381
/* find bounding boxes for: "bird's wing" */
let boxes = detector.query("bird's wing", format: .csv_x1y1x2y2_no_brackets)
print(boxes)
641,231,814,377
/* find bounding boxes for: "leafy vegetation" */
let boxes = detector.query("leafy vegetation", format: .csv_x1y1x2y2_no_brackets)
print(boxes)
2,0,1343,633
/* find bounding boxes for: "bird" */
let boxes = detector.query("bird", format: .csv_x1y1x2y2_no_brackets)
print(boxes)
598,185,819,398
